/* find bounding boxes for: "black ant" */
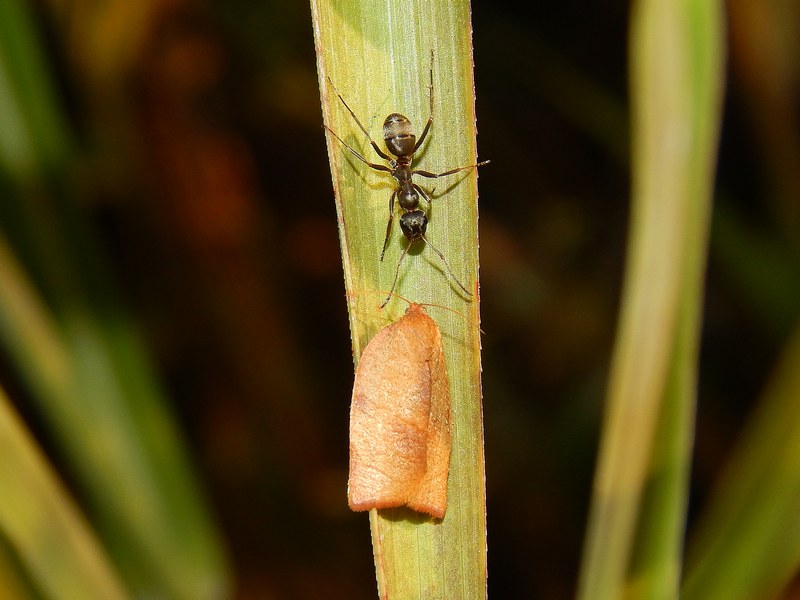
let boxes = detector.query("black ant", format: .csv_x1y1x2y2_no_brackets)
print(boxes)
325,51,489,308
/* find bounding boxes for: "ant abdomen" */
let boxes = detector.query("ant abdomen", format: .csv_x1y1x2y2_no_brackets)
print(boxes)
383,113,416,157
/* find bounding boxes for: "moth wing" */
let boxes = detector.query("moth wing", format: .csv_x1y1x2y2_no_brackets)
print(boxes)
348,317,432,511
406,321,451,518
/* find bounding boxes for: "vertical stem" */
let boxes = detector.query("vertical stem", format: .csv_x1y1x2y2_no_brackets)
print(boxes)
576,0,724,597
311,1,488,597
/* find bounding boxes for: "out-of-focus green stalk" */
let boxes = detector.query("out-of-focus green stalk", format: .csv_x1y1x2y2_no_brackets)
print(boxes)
0,1,229,598
0,385,128,600
682,323,800,599
310,1,487,597
576,0,725,598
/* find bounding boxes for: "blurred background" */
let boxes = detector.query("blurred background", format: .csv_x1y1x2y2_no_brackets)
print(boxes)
1,0,799,598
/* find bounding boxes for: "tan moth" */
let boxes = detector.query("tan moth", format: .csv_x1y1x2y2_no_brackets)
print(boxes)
348,303,451,518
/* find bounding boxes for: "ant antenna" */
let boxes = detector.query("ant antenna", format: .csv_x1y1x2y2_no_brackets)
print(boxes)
381,237,472,309
381,244,412,308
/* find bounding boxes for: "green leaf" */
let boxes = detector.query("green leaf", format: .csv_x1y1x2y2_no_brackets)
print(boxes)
576,0,725,598
683,324,800,599
0,384,128,600
311,1,488,598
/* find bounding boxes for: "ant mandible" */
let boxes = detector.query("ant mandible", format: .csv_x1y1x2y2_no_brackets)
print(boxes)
325,50,490,308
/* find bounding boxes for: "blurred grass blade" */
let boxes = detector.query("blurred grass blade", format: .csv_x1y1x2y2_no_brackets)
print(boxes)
311,1,487,597
0,540,37,600
682,322,800,600
0,227,228,599
0,1,229,597
576,0,725,598
0,385,128,600
0,1,70,175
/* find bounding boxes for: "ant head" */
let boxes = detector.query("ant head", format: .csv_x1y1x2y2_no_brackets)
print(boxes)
383,113,416,157
399,210,427,242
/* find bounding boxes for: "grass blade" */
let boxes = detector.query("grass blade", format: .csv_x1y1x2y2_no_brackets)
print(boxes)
311,1,487,597
682,324,800,600
576,0,725,597
0,385,128,600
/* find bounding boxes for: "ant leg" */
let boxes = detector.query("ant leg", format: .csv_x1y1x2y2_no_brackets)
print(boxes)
423,234,473,297
414,183,432,204
381,242,412,308
324,126,393,173
327,78,393,161
380,190,397,261
413,50,435,152
413,159,491,179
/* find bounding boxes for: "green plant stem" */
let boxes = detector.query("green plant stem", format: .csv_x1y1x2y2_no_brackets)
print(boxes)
576,0,725,598
311,1,487,598
0,385,128,600
682,322,800,600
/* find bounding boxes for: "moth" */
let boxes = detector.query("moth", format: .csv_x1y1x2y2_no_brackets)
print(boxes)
348,303,451,518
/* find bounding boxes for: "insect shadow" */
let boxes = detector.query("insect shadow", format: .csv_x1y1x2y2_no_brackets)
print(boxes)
325,51,490,308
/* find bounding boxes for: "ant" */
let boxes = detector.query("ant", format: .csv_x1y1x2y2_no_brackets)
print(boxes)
325,51,490,308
